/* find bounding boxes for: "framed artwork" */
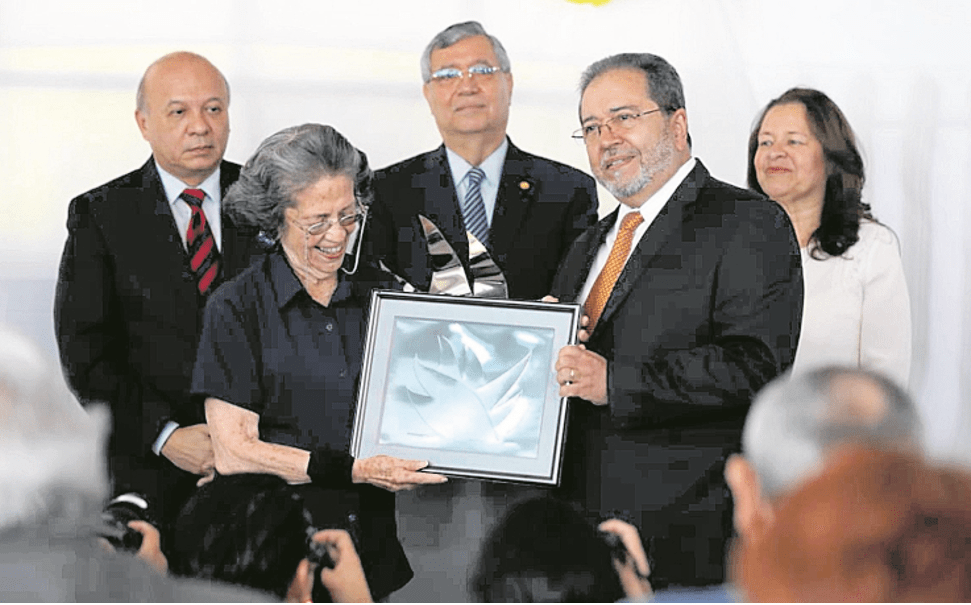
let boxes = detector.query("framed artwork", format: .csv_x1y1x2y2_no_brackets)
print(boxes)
351,290,580,485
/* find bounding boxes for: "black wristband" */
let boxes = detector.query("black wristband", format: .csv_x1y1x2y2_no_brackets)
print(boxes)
307,446,355,486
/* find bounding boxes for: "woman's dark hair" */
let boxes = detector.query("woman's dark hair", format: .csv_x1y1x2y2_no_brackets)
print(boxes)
470,496,625,602
747,87,873,258
168,473,312,599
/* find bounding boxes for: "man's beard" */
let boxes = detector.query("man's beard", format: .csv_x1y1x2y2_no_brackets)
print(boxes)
597,130,676,201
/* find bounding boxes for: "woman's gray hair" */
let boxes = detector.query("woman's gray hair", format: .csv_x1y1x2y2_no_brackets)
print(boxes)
224,123,372,240
420,21,511,83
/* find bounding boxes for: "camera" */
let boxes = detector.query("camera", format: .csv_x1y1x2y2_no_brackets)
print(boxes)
306,527,337,570
305,511,363,570
308,512,364,602
100,493,154,553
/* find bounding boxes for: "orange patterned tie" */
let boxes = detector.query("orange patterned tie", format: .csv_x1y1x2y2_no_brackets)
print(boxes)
584,212,644,329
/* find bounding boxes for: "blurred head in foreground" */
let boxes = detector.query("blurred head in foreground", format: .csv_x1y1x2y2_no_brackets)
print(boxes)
0,325,108,534
725,366,921,543
471,496,625,602
736,447,971,602
169,473,318,600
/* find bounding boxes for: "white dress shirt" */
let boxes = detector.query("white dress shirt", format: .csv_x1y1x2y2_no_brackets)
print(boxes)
445,138,509,227
155,162,223,250
578,157,697,308
151,162,223,455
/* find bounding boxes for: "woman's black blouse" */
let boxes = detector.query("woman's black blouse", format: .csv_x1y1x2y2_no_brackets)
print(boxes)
192,249,410,598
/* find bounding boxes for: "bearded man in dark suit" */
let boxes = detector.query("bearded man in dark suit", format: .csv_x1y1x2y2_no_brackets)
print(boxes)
55,52,261,525
365,21,598,300
551,53,803,588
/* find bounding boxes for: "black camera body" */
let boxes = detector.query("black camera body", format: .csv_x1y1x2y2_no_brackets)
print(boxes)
100,493,154,553
308,512,364,602
306,533,337,569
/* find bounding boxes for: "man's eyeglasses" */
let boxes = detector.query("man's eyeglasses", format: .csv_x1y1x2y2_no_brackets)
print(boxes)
572,108,664,143
291,211,365,237
429,64,501,83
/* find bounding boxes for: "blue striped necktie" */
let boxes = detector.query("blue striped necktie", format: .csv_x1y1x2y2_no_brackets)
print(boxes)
461,167,489,246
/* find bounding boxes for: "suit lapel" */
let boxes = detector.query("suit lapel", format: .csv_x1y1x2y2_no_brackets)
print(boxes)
143,158,250,301
217,161,251,279
563,210,616,303
490,140,535,258
139,160,199,293
415,146,471,269
594,162,708,331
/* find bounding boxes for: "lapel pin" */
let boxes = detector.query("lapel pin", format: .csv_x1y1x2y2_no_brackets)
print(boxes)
519,180,531,190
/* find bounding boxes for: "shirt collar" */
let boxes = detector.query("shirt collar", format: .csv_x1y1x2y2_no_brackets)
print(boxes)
620,156,697,223
155,160,222,206
444,137,509,186
269,248,355,309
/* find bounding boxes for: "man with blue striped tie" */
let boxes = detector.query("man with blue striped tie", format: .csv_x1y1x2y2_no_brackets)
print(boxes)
366,21,598,301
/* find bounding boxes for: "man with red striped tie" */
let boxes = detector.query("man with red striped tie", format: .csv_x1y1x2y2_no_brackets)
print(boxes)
55,52,262,531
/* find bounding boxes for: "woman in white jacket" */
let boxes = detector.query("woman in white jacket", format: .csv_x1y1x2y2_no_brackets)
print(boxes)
748,87,911,387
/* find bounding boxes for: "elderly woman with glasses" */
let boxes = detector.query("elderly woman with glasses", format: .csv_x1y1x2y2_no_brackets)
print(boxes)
191,123,446,600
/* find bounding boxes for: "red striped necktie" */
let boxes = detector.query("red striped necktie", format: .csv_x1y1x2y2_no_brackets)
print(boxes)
180,188,220,296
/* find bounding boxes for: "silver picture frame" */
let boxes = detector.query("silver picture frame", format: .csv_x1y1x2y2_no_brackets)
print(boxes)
351,290,580,485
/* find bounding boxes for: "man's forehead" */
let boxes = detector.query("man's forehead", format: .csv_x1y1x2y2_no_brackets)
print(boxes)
147,59,224,94
580,69,652,118
161,94,225,107
429,35,497,67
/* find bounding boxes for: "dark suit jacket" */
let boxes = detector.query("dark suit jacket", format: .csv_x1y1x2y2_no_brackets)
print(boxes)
54,158,261,517
365,139,598,300
550,161,802,586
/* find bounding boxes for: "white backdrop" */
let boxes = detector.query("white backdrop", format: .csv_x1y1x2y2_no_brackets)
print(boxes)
2,0,969,467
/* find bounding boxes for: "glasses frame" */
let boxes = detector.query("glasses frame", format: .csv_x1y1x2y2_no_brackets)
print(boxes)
572,108,664,144
429,64,501,83
291,205,367,238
